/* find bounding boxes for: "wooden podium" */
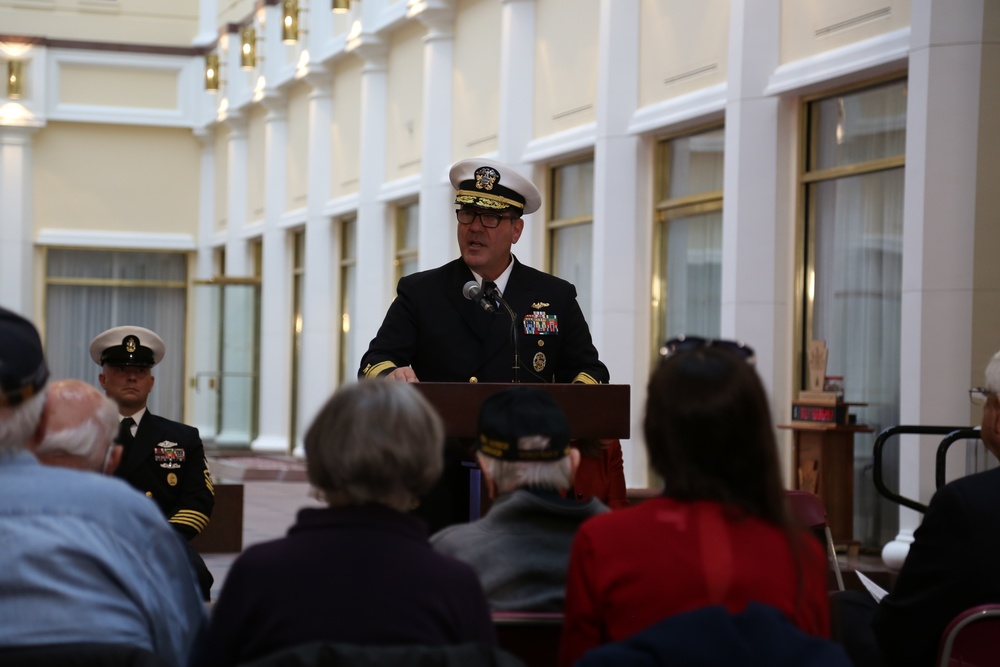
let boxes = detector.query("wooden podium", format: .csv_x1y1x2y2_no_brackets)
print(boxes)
412,383,631,525
778,421,872,545
412,383,631,440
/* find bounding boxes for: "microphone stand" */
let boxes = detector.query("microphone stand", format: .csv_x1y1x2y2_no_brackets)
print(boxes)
486,285,521,383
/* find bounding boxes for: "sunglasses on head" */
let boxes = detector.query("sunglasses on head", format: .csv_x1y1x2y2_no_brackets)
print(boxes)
659,336,756,364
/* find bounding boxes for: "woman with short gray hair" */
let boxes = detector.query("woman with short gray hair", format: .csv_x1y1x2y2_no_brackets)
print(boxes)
198,381,496,667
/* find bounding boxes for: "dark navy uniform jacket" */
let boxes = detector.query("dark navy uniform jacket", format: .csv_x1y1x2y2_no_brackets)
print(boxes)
360,257,608,384
115,411,214,541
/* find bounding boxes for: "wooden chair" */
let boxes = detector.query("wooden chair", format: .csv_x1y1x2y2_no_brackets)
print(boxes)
786,490,845,591
936,603,1000,667
492,611,564,667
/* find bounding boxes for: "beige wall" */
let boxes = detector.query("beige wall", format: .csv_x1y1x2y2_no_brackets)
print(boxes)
781,0,911,65
33,121,200,236
247,105,266,222
0,0,198,46
639,0,729,109
59,63,179,109
286,82,309,212
534,0,599,138
452,0,501,160
331,55,362,199
214,123,229,231
385,20,425,182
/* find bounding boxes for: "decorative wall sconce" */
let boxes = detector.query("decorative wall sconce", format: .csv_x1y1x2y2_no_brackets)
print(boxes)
282,0,299,44
332,0,350,13
7,60,23,99
240,26,257,70
204,53,220,92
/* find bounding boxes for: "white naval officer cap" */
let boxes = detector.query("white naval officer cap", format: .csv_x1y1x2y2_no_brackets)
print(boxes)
89,326,165,367
450,158,542,216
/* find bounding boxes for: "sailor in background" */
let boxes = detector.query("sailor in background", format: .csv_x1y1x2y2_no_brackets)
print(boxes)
90,326,215,599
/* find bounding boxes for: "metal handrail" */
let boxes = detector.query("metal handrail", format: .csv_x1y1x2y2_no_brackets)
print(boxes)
934,428,983,490
872,425,969,513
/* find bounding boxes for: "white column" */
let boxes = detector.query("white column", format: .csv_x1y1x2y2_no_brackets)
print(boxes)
592,0,644,485
190,128,220,438
351,41,392,366
0,126,39,315
298,69,336,455
497,0,539,259
721,1,792,413
251,96,293,453
884,0,998,567
412,1,456,270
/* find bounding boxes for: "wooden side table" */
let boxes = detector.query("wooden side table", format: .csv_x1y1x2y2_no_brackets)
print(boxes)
778,422,873,545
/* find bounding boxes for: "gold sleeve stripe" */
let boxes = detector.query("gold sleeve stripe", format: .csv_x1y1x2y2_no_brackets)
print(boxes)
362,361,396,378
170,511,210,529
573,372,601,385
169,517,208,533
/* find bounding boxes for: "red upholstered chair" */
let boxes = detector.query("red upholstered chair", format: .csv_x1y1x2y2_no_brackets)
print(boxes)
936,604,1000,667
492,611,564,667
785,490,845,591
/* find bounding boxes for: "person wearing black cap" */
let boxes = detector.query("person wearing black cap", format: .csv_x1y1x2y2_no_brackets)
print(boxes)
359,158,609,530
430,387,608,612
0,309,207,666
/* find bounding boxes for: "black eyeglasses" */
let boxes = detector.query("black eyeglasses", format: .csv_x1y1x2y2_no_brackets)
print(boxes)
659,335,756,363
456,209,515,229
969,387,996,406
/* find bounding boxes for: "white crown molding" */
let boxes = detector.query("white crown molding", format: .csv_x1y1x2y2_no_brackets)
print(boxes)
321,192,361,219
279,207,308,229
522,122,597,163
378,173,421,203
36,229,196,251
765,28,910,97
628,83,727,136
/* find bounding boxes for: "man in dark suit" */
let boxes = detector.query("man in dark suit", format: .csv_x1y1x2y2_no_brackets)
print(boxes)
868,349,1000,666
90,326,215,599
360,158,609,530
834,350,1000,667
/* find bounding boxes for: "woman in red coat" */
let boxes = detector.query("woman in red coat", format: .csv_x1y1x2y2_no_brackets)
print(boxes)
559,338,830,667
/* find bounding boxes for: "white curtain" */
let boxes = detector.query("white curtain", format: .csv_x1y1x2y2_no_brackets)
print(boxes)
551,224,594,322
664,211,722,339
45,250,187,421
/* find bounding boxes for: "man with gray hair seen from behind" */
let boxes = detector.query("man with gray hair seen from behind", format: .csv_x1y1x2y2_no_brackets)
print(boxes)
834,348,1000,667
0,307,206,667
33,379,123,473
431,387,608,611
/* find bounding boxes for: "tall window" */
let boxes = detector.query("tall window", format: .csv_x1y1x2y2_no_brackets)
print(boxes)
339,217,357,385
291,229,305,449
548,158,594,321
652,127,725,356
395,202,419,283
44,249,188,420
802,79,907,547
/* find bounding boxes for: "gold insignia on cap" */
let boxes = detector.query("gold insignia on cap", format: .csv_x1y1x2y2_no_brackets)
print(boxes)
167,472,178,486
533,352,547,372
474,166,500,192
532,302,549,309
125,336,137,353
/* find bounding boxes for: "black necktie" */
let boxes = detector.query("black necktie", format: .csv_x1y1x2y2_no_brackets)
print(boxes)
117,417,136,446
482,281,500,310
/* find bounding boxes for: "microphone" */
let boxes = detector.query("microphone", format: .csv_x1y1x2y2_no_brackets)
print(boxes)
463,280,496,313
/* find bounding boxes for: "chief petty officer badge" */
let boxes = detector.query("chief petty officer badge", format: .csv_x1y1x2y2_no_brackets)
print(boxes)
523,301,557,373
